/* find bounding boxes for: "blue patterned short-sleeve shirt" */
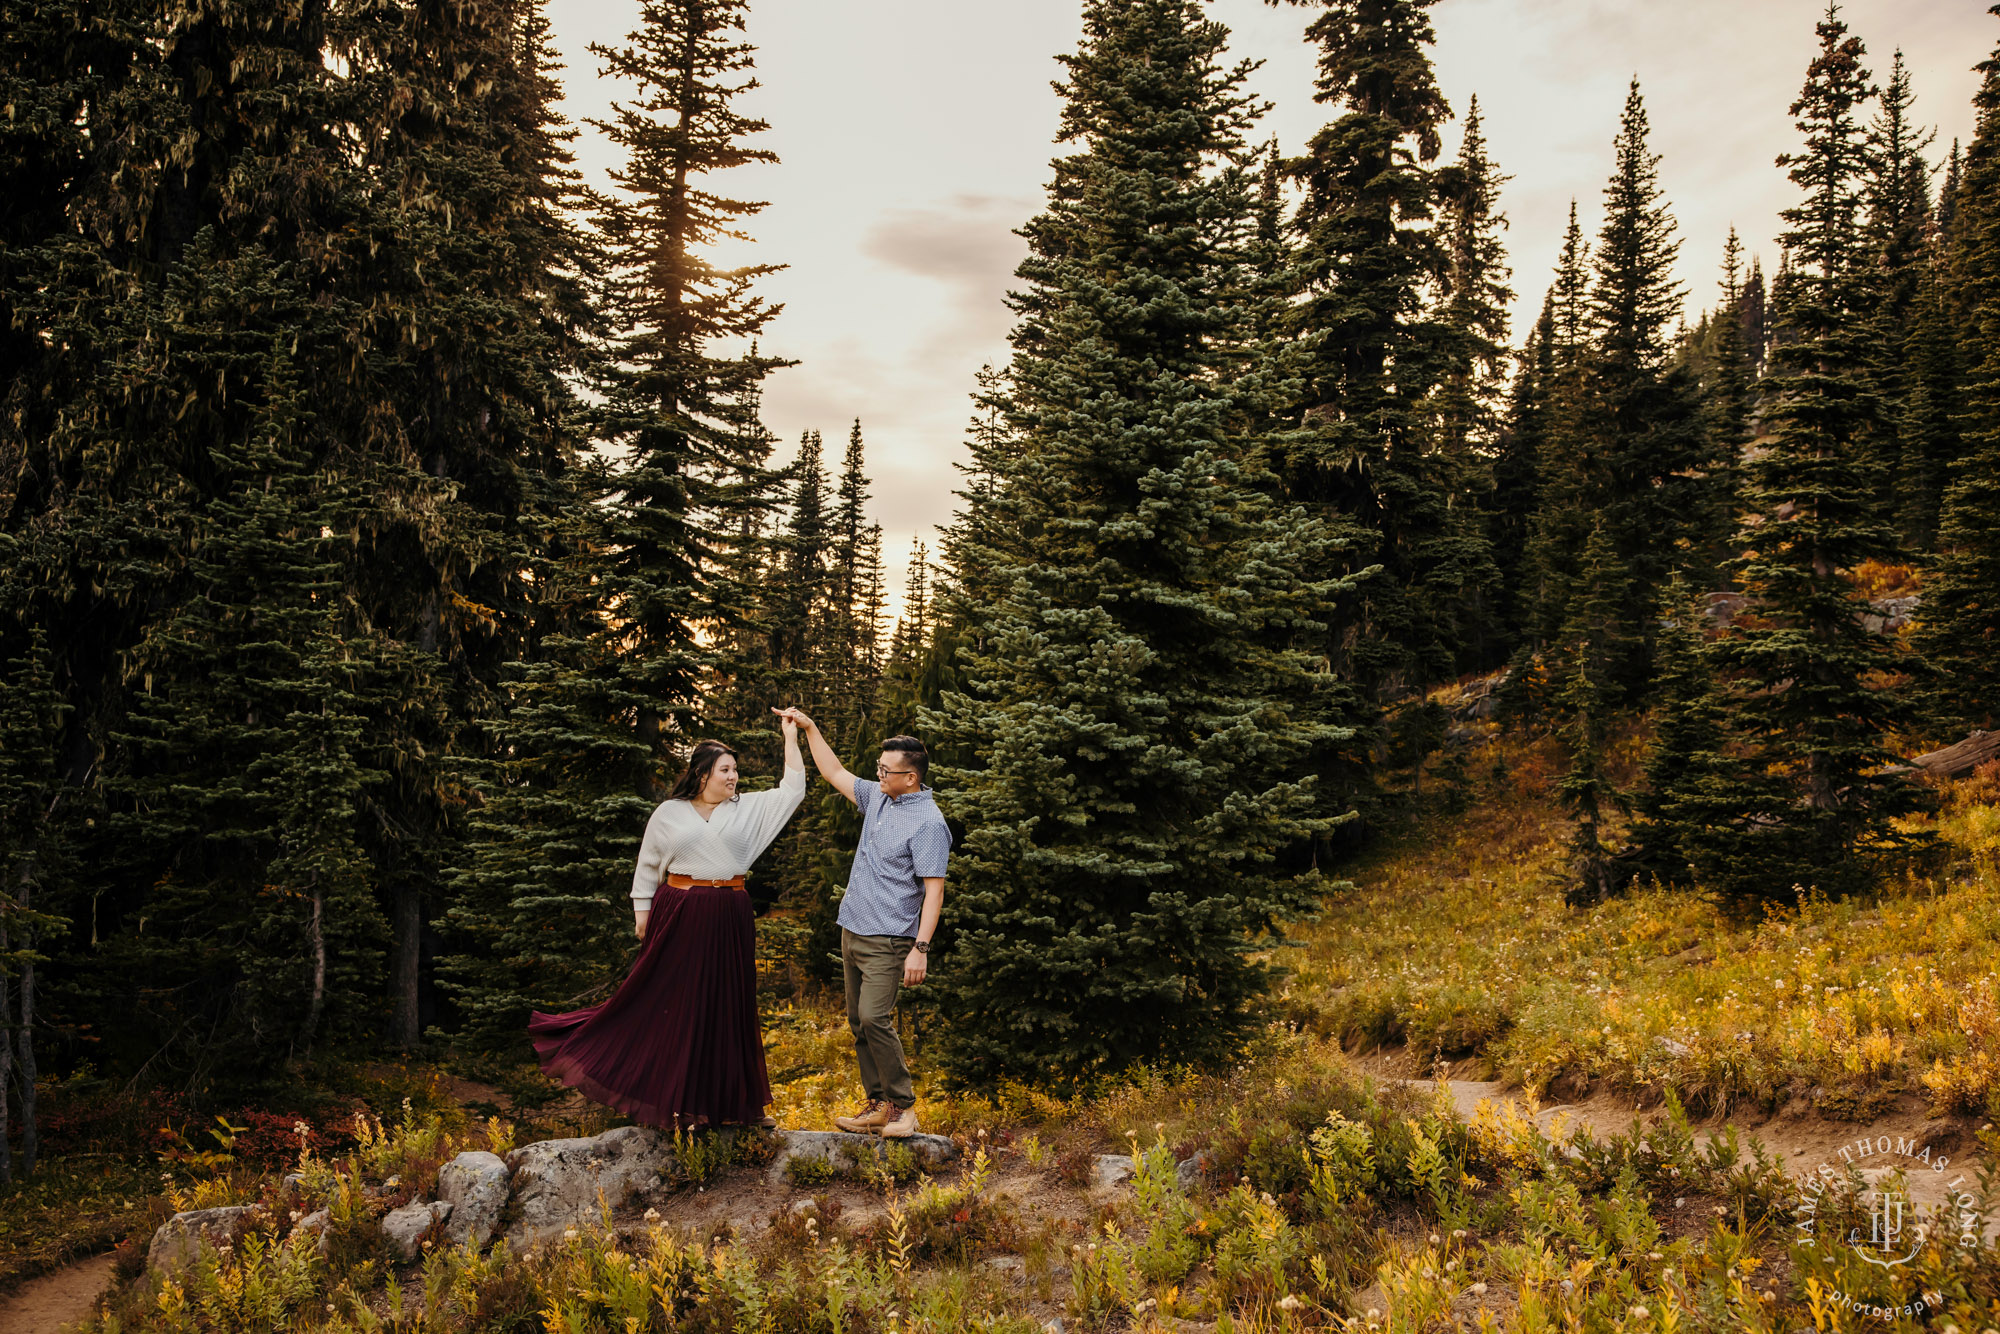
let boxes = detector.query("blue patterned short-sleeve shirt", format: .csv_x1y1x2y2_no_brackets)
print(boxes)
837,778,952,938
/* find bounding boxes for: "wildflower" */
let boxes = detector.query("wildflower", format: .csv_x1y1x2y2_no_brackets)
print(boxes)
1366,1309,1382,1321
1726,1267,1736,1279
1713,1205,1728,1216
643,1208,662,1224
1646,1251,1663,1261
1136,1297,1159,1313
1470,1282,1488,1297
1429,1233,1441,1245
563,1228,579,1242
1452,1228,1467,1239
1445,1259,1459,1272
1674,1197,1685,1208
1631,1306,1650,1320
1276,1295,1302,1312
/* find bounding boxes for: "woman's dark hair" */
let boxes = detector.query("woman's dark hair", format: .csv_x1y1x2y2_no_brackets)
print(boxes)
881,735,928,782
668,740,739,802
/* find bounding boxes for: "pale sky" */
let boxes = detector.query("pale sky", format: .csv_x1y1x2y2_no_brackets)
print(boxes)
547,0,1989,623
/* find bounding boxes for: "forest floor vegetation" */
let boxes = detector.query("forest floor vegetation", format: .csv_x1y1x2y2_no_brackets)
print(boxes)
13,727,2000,1331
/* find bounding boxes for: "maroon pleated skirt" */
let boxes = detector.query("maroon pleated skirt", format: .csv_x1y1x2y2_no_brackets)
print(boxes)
527,883,771,1128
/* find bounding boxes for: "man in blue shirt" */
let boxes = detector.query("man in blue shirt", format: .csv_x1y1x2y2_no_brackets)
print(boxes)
775,707,950,1139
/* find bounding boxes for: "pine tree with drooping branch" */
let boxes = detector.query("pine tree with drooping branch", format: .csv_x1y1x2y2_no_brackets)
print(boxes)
926,0,1356,1090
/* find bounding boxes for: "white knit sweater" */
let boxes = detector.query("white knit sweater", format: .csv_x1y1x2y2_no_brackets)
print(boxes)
629,766,807,907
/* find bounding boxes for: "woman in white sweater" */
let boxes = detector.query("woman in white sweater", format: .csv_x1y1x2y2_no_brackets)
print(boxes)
529,716,807,1129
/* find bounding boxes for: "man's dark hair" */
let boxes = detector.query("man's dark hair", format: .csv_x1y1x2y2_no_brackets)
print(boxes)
881,735,928,782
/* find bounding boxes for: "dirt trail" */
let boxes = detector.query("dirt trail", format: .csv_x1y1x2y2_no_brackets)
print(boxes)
1391,1071,1993,1237
0,1253,115,1334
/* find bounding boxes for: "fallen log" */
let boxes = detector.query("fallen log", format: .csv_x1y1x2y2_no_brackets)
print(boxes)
1883,730,2000,781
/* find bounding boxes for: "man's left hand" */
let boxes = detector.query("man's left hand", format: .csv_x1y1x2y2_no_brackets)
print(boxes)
903,948,927,986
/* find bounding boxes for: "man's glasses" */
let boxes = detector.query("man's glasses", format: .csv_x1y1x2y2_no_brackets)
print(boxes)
875,764,918,779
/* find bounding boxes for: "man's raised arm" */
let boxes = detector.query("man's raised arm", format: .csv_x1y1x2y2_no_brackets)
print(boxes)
772,707,858,803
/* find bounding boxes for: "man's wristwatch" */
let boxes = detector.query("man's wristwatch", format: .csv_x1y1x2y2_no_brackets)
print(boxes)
912,940,930,954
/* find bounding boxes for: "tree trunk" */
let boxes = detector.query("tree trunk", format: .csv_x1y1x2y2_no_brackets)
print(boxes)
391,883,420,1048
0,913,13,1188
298,882,326,1059
16,947,35,1176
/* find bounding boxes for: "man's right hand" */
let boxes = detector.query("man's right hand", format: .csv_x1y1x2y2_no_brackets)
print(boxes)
773,705,817,733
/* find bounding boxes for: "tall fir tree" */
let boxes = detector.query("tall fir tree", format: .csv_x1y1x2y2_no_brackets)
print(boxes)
443,0,789,1041
1573,81,1717,686
1681,11,1931,904
926,0,1354,1089
1916,13,2000,733
105,319,388,1076
1866,50,1938,536
0,628,72,1180
1623,587,1730,886
1553,521,1633,905
1276,0,1497,705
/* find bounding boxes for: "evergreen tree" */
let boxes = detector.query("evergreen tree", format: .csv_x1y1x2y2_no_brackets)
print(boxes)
1276,0,1497,702
1938,138,1965,243
1434,96,1513,464
1487,300,1552,654
103,312,389,1074
587,0,788,757
1518,204,1595,654
1696,229,1754,505
1896,248,1962,552
1553,521,1633,905
1916,17,2000,732
926,0,1353,1089
1866,50,1937,532
1575,81,1719,684
1681,11,1931,904
444,0,789,1036
1624,589,1729,886
0,629,72,1180
1740,254,1770,384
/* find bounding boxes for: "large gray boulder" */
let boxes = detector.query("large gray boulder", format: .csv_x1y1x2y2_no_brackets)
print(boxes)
505,1125,679,1246
768,1129,956,1183
382,1200,452,1261
147,1205,264,1273
438,1150,510,1247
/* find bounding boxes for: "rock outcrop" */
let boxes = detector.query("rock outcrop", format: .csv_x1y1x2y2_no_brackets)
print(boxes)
147,1205,264,1273
382,1200,453,1261
437,1150,510,1247
505,1125,680,1246
767,1129,956,1184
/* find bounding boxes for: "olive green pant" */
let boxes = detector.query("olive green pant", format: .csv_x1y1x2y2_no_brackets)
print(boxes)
841,928,915,1109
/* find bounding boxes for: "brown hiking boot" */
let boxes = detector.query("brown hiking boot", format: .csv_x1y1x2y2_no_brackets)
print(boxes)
833,1100,889,1134
880,1104,919,1139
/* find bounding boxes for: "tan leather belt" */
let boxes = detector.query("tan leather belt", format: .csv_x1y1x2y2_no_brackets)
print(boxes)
664,873,747,891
